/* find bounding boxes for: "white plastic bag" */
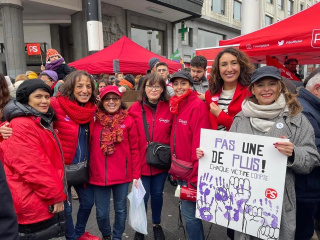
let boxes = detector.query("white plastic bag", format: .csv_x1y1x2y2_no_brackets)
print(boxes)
127,179,148,235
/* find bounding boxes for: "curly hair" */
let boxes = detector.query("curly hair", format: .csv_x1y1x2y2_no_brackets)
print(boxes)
209,47,254,95
248,80,302,116
0,73,10,119
59,70,96,104
137,73,170,102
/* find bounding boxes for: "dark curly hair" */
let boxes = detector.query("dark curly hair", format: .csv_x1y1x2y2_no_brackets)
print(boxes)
209,47,254,95
59,70,97,104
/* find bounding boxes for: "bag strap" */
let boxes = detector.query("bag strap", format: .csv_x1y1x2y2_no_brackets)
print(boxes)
140,101,150,143
173,116,177,157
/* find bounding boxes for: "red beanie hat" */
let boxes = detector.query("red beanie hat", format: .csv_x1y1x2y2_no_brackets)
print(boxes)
46,49,61,61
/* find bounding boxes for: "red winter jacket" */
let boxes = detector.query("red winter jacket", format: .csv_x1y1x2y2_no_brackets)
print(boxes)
128,100,173,176
89,114,141,186
171,91,211,188
0,116,66,224
50,97,95,165
205,83,251,130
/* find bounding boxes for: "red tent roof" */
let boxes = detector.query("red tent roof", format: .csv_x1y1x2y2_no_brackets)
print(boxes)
69,36,182,75
219,2,320,65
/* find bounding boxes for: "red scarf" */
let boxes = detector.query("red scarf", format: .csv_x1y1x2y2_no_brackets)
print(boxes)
169,89,193,114
96,109,128,155
57,96,96,124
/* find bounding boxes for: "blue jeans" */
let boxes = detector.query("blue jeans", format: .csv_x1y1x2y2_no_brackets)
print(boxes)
141,172,168,224
181,199,204,240
64,184,94,240
295,201,319,240
93,183,129,240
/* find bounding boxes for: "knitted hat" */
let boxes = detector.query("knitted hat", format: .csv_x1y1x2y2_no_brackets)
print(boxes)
16,79,52,104
148,57,160,70
26,71,38,79
99,85,122,100
46,48,62,62
40,70,58,82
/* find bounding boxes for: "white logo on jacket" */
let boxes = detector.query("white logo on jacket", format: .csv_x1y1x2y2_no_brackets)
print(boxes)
159,118,170,123
178,119,187,125
120,124,126,128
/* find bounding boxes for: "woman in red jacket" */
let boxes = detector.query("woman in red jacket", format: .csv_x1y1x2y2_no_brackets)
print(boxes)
89,85,140,240
205,47,254,131
169,71,211,240
0,79,66,239
50,70,98,240
128,73,173,240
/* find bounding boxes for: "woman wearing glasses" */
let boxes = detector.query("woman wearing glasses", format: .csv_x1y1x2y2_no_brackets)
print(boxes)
128,73,173,240
89,85,141,240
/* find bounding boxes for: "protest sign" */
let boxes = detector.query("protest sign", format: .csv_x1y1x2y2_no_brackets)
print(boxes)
196,129,288,239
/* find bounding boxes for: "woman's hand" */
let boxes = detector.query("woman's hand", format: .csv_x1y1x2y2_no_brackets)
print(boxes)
133,179,139,189
274,135,294,157
52,201,64,213
210,102,222,117
40,65,45,71
196,148,204,159
0,123,13,139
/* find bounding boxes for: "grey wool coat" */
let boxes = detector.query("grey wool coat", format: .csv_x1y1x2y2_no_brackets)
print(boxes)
230,111,320,240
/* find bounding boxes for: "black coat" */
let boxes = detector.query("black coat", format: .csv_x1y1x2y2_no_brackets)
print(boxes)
55,64,71,80
0,161,18,239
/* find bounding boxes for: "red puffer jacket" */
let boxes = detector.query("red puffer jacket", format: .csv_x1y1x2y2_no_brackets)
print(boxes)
50,97,94,165
205,83,251,130
0,116,66,224
89,114,141,186
171,91,211,189
128,100,173,176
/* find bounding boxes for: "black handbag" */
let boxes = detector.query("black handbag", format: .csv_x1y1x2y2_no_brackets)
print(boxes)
141,102,171,170
65,126,89,186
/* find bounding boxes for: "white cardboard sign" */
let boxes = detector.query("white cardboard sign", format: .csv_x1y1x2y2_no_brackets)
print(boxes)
196,129,288,239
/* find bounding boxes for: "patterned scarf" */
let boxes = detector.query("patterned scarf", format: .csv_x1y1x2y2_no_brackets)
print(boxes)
57,96,96,124
96,109,128,155
169,89,193,114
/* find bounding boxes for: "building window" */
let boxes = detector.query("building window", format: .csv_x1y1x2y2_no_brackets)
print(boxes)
300,4,304,11
278,0,284,10
233,0,241,21
198,29,224,48
288,0,294,15
266,0,273,3
212,0,225,15
131,26,164,55
265,15,273,26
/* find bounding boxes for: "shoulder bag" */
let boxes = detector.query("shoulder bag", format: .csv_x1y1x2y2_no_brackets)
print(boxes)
65,125,89,186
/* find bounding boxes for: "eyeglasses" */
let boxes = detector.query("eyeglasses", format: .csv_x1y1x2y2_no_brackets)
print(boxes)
103,97,120,102
146,85,162,91
157,69,167,72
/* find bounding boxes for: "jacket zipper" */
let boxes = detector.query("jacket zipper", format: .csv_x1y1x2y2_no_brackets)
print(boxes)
100,129,107,186
126,157,128,177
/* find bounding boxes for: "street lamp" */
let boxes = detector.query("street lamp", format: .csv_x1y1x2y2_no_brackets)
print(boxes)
147,30,152,51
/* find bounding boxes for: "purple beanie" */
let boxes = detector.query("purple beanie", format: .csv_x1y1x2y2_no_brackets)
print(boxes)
41,70,58,82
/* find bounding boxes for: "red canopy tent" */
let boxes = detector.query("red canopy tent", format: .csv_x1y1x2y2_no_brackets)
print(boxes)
69,36,182,75
219,2,320,65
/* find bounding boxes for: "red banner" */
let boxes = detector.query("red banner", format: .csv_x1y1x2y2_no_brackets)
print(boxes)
26,43,41,55
266,55,301,81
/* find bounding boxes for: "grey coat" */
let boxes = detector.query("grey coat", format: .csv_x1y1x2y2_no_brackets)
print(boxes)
230,111,320,240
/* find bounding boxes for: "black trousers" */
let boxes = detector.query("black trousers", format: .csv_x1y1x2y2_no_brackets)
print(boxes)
295,201,318,240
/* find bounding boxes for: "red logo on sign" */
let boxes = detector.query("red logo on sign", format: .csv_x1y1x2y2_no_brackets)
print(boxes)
311,29,320,48
26,43,41,55
265,188,278,199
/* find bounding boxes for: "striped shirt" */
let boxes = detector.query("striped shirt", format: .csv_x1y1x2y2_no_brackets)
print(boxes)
217,88,236,131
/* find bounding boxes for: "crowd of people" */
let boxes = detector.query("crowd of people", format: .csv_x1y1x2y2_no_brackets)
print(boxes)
0,47,320,240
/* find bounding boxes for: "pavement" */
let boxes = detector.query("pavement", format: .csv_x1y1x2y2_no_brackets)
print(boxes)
53,179,229,240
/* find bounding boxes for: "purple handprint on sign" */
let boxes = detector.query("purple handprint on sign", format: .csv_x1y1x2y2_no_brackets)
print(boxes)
197,173,215,221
